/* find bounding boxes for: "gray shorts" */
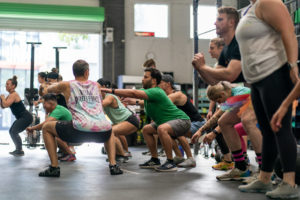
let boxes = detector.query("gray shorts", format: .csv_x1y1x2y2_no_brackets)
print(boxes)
151,119,191,138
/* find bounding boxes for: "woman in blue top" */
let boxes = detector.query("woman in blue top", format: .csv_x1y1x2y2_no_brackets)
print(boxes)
192,81,262,181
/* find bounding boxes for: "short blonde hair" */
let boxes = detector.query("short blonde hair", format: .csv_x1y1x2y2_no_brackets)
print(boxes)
207,81,231,101
210,38,225,48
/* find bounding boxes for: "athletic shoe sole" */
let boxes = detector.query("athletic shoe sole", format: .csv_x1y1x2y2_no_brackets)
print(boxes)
178,164,196,168
266,194,299,199
217,176,247,181
139,165,160,169
155,167,178,172
239,188,271,193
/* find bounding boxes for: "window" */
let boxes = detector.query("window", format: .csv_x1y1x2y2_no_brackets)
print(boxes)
134,4,169,38
190,5,217,39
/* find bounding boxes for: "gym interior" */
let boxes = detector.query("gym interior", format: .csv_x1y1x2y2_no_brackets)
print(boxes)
0,0,300,200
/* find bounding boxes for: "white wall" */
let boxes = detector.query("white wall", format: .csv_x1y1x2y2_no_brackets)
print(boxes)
0,0,99,6
125,0,237,84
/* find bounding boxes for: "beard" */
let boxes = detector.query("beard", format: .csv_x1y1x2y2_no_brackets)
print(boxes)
142,80,152,89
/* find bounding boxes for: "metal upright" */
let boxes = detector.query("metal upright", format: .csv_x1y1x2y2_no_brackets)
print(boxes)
53,47,67,72
192,0,199,109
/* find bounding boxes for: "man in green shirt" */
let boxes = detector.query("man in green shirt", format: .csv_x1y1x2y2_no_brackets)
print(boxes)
27,93,75,161
101,68,191,172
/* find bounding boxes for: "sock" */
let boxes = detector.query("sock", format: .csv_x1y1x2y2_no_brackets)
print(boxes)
256,153,262,169
232,149,247,171
151,157,160,162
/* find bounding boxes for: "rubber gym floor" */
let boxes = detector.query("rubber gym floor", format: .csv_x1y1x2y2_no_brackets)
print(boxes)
0,143,297,200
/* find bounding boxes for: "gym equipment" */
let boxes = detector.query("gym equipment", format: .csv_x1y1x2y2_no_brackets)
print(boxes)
53,46,67,72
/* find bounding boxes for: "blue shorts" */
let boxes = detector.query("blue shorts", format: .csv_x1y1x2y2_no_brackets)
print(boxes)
190,120,206,135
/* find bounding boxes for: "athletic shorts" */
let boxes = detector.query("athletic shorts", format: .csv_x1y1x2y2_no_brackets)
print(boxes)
56,121,112,143
190,120,206,135
125,114,139,129
151,119,191,138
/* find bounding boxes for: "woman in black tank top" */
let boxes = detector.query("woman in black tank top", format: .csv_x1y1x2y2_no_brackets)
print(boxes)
0,76,33,156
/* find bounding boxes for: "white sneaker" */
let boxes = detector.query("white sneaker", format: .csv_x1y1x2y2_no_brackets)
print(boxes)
174,156,185,165
177,157,196,168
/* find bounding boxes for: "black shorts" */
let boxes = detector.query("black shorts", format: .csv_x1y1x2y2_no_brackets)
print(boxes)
125,114,139,129
56,121,112,143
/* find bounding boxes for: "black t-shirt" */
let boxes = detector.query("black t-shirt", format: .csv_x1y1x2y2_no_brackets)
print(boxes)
56,94,68,109
218,36,245,83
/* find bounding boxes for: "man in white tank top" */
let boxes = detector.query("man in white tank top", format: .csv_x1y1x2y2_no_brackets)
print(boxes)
38,60,123,177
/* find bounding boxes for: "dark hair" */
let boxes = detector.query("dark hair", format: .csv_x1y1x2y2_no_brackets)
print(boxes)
73,60,89,77
97,78,111,88
144,67,162,85
38,72,47,79
143,59,156,68
43,93,57,102
218,7,240,28
51,68,58,73
111,83,118,89
47,72,59,80
8,76,18,88
58,75,63,81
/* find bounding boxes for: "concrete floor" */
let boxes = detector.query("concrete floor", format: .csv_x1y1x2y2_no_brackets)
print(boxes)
0,142,291,200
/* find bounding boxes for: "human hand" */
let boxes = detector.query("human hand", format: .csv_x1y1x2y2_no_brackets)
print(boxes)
192,53,206,71
203,132,216,144
191,130,202,144
270,105,288,132
26,127,34,132
206,111,213,120
121,97,137,105
100,88,112,93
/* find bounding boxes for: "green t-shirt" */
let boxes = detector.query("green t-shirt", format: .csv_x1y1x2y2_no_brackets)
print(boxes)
49,105,72,121
142,87,190,126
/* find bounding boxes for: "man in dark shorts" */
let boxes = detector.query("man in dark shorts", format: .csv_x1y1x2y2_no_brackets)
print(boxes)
38,59,123,177
101,68,191,172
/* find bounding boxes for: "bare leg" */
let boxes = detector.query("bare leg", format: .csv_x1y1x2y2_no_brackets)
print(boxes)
142,124,158,158
104,132,116,166
157,124,175,160
56,138,73,155
115,137,125,156
42,121,59,167
172,140,183,157
118,135,129,152
177,136,193,158
241,108,262,154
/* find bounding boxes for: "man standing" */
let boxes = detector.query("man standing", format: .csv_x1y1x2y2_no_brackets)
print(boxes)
101,68,191,172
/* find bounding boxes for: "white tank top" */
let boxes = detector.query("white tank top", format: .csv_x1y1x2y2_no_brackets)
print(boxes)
68,80,112,132
235,0,287,84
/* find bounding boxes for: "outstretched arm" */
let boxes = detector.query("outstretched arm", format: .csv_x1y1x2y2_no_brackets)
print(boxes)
101,88,149,100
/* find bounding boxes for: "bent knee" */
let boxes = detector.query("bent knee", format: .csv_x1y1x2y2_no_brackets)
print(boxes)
42,121,57,133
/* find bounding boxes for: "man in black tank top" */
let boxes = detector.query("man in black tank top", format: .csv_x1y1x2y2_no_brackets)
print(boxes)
160,75,205,137
159,75,205,168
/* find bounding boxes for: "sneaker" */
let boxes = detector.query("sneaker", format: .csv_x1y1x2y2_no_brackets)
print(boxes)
39,165,60,177
139,158,161,169
266,182,299,199
59,154,76,162
124,152,132,158
178,157,196,168
142,150,151,156
239,179,272,193
9,150,24,157
174,156,185,165
116,155,129,163
212,160,234,171
242,171,259,184
109,165,123,175
158,149,166,157
155,160,178,172
216,168,251,181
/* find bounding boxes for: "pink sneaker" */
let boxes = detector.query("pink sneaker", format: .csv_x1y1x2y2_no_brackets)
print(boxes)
60,154,76,162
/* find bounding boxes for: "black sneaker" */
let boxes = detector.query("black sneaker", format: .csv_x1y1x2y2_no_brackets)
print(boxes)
139,158,161,169
39,166,60,177
155,160,178,172
109,165,123,175
9,150,24,157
